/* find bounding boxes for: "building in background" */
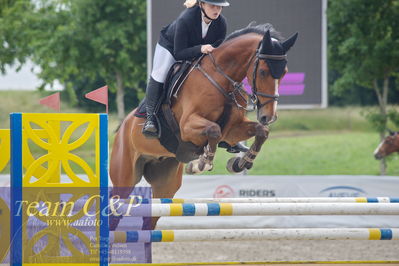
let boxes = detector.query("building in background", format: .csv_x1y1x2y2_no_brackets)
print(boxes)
148,0,327,108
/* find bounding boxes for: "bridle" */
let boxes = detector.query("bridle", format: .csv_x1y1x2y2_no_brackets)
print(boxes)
385,133,399,146
195,53,250,110
195,41,287,111
252,48,286,109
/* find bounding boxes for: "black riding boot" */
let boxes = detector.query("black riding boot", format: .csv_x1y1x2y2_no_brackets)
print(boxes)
142,77,163,138
218,141,249,153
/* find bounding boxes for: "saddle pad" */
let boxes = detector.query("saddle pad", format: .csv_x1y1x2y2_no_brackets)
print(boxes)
164,60,193,105
134,100,179,154
134,103,201,162
134,99,146,118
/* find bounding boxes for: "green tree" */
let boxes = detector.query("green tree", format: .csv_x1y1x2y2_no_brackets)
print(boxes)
1,0,147,119
328,0,399,174
0,0,35,73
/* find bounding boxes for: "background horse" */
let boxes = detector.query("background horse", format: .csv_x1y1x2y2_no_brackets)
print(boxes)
110,23,298,229
374,131,399,159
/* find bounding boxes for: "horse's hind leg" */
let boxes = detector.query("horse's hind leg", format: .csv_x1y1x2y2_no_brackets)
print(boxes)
143,158,183,229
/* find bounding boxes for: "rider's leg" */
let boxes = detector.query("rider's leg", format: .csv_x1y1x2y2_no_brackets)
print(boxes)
142,77,163,138
143,43,175,138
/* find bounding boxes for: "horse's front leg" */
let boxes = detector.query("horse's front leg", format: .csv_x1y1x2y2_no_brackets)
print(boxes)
224,119,269,173
181,114,222,174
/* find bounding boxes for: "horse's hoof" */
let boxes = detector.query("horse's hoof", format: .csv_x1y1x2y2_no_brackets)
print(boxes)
185,161,194,174
226,157,243,174
185,161,201,174
245,162,253,170
185,159,213,174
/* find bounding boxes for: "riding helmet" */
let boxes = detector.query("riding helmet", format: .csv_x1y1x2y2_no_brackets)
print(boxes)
199,0,230,7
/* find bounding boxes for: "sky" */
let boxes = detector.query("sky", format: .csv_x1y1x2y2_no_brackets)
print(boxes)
0,61,62,91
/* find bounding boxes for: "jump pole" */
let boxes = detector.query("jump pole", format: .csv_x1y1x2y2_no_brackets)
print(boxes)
147,197,399,204
69,197,399,207
102,228,399,243
112,203,399,216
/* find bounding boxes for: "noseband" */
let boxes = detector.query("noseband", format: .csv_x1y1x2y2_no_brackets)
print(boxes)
195,41,287,110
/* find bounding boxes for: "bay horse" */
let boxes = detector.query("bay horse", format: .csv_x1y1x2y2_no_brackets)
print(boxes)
110,23,298,229
374,131,399,159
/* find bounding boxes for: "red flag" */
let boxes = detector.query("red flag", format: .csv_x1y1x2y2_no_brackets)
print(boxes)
85,85,108,113
39,92,60,111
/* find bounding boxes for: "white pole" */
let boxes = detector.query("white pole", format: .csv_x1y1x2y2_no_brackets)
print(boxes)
105,228,399,243
149,197,399,204
115,203,399,217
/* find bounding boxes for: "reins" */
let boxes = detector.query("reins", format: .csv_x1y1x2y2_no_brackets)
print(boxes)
195,41,287,111
195,53,252,110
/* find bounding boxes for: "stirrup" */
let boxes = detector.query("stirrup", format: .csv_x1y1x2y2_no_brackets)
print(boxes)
142,119,159,139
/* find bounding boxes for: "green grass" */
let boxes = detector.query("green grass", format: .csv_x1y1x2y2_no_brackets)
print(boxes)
211,131,399,176
0,90,398,176
0,90,81,127
268,107,374,132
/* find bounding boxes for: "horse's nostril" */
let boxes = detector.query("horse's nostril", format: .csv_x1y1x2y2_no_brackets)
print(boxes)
259,116,268,125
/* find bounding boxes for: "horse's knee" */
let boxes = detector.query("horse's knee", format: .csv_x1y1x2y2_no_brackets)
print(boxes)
255,123,269,140
203,123,222,140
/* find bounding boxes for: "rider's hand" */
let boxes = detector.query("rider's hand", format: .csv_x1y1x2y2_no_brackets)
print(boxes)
201,44,215,54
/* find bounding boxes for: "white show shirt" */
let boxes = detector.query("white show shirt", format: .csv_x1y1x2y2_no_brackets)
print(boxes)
201,14,212,38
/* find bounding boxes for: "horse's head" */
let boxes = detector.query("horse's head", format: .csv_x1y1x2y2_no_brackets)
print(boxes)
248,30,298,125
374,131,399,160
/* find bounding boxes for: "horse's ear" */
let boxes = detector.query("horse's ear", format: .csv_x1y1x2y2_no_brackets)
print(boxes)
261,30,273,54
247,21,257,28
282,32,299,53
388,129,395,135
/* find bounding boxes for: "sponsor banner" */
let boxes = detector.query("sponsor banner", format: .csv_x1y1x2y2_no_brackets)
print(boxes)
0,185,152,264
156,175,399,229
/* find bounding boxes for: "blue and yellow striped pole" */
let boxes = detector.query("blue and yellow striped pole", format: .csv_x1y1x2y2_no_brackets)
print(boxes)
104,228,399,243
146,197,399,204
114,202,399,217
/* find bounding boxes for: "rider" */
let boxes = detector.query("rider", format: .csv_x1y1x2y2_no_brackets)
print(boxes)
142,0,248,153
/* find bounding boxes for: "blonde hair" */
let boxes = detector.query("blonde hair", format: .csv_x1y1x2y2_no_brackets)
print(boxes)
183,0,198,8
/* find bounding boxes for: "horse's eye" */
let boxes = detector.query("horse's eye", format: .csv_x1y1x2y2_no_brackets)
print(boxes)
259,69,268,77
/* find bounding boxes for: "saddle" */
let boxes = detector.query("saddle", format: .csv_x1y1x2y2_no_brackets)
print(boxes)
135,58,204,163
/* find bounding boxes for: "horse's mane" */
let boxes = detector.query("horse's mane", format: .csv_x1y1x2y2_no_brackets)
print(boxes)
225,22,283,42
